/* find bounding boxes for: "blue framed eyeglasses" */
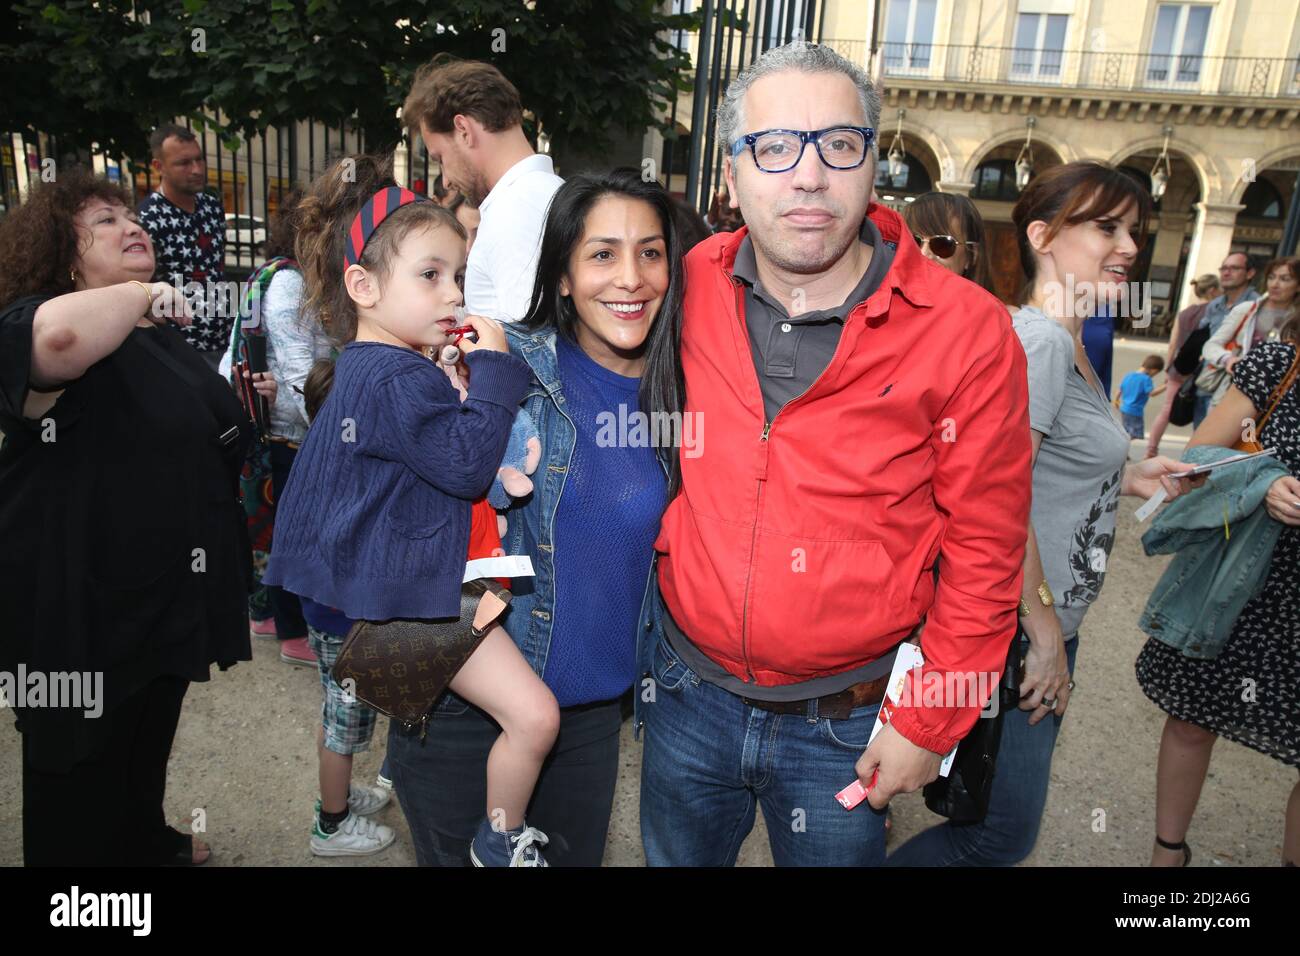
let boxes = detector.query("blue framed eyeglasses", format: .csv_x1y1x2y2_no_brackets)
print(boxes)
729,126,876,173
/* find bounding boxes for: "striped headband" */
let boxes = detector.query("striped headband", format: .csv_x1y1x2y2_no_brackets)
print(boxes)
344,186,431,267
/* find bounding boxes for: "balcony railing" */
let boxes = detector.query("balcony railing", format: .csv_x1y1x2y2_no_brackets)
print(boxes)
822,40,1300,100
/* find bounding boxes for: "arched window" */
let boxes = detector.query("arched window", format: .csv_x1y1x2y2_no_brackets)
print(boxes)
874,153,933,198
1118,165,1153,194
970,159,1020,201
1241,178,1283,219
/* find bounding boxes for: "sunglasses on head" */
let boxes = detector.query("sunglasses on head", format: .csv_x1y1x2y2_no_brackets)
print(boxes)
912,234,974,259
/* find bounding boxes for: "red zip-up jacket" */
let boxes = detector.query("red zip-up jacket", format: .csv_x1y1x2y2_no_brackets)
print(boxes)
655,203,1031,755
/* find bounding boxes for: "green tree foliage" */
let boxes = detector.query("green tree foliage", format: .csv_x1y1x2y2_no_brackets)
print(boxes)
1,0,699,159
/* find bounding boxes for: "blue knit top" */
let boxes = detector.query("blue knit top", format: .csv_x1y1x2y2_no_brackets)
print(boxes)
544,336,667,706
264,341,529,621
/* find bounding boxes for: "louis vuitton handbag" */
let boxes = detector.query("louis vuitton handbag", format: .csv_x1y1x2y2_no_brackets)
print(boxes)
331,579,512,736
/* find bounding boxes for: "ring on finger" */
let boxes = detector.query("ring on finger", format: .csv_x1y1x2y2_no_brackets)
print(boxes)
1041,697,1057,709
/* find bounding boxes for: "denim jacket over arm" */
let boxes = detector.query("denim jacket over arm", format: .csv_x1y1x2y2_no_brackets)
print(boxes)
1138,444,1289,659
430,323,666,717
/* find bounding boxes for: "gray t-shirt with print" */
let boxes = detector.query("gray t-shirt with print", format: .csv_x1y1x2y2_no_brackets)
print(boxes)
1013,306,1131,639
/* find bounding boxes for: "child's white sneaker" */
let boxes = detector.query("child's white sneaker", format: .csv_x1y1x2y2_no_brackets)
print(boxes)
348,782,390,816
310,810,395,857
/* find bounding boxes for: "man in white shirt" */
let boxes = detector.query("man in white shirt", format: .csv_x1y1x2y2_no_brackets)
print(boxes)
404,55,563,322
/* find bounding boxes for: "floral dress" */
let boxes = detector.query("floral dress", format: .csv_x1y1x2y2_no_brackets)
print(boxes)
1136,342,1300,766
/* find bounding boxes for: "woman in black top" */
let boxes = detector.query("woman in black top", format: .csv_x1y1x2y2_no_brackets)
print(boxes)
0,169,272,865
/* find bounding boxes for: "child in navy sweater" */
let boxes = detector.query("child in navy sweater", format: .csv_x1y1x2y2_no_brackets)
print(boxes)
265,155,559,866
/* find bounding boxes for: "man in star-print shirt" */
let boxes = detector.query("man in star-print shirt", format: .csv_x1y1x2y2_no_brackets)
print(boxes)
137,123,230,368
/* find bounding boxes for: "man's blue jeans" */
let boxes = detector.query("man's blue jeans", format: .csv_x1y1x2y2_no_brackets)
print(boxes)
639,631,888,866
886,636,1079,866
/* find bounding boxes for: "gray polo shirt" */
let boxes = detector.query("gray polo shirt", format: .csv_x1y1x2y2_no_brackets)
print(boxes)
738,217,895,422
662,219,900,701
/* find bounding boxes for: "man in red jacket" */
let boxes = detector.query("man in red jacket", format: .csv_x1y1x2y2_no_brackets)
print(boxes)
637,41,1031,866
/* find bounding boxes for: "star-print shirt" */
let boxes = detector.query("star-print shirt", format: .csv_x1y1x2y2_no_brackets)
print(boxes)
138,189,230,353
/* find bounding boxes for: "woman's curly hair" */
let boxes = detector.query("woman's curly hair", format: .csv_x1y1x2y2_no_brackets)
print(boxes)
0,167,136,307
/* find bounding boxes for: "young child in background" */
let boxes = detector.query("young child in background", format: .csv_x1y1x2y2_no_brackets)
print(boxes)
293,359,393,856
1114,354,1167,442
265,154,560,867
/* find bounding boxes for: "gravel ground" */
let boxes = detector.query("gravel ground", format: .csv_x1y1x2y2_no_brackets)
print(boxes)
2,342,1292,865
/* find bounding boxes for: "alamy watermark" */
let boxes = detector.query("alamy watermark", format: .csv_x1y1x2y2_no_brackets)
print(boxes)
0,665,103,718
1040,275,1154,328
152,277,266,328
595,403,705,459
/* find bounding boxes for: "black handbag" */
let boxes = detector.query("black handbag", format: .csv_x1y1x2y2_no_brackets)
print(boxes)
921,627,1026,824
1172,325,1210,377
1168,373,1199,427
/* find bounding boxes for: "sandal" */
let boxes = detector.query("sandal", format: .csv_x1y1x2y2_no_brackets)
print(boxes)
161,832,211,867
1155,835,1191,867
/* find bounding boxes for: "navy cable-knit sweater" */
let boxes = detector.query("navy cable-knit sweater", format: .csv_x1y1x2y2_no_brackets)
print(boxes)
263,341,529,620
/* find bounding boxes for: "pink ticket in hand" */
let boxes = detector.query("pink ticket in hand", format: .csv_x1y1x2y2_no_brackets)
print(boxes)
835,771,877,810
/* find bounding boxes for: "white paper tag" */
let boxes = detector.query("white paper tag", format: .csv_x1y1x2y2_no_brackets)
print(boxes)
463,555,535,582
1134,486,1169,522
866,643,958,777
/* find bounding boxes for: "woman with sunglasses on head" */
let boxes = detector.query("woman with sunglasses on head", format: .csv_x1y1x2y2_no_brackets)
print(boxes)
889,162,1197,867
903,192,1003,304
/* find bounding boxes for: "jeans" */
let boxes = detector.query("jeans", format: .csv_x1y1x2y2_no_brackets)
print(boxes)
386,697,623,866
639,631,887,866
886,636,1079,866
1121,412,1145,440
268,442,307,640
1192,390,1213,429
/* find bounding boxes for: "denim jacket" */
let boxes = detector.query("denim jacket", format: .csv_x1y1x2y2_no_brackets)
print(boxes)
430,324,666,717
1138,444,1290,659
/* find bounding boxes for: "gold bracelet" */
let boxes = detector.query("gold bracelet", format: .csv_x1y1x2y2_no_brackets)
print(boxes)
1018,581,1055,617
130,280,155,314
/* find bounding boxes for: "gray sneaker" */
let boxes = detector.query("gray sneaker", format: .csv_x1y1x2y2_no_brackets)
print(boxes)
347,782,390,816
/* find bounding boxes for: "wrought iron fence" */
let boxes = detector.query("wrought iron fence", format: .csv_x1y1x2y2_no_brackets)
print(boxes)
665,0,828,216
1,117,431,277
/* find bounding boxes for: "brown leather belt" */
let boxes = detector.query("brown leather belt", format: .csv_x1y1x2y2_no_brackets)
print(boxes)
740,673,891,720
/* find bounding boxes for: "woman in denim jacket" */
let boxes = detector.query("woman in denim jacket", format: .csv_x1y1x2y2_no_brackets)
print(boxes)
1138,316,1300,867
385,169,683,866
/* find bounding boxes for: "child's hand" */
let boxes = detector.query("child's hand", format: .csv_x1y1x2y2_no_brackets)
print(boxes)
457,313,509,355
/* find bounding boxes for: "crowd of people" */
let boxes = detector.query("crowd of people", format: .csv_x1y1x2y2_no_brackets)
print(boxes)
0,41,1296,868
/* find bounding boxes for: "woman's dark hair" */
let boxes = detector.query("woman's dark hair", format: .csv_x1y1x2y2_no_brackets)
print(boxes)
303,357,336,421
262,187,303,261
670,194,713,253
295,153,465,345
0,167,136,305
519,168,686,492
903,192,996,296
1011,161,1153,295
